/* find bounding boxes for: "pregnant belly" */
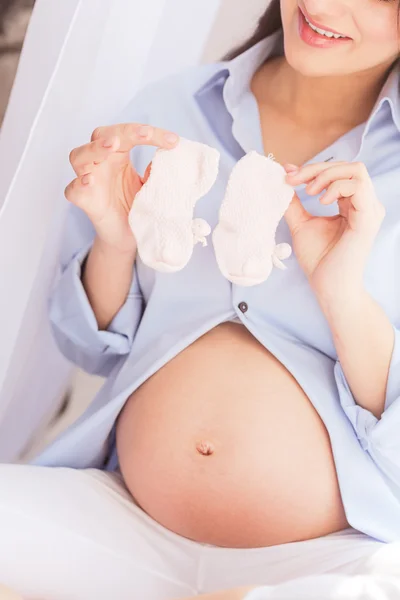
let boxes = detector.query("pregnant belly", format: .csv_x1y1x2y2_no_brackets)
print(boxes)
116,323,348,548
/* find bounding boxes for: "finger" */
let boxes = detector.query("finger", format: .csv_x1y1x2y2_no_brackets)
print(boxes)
285,161,349,185
69,136,121,176
319,179,358,205
91,123,180,153
284,163,299,173
284,193,312,233
64,174,94,203
305,165,361,195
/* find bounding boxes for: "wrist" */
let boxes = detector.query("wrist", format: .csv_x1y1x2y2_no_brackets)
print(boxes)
316,283,369,319
93,235,137,262
311,263,365,304
312,276,364,300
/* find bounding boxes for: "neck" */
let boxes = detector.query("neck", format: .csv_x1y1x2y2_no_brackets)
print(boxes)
256,56,396,131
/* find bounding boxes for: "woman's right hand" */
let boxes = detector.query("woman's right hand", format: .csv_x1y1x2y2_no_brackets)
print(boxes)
65,123,179,253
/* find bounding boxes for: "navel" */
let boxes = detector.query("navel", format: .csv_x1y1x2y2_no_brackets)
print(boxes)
196,440,215,456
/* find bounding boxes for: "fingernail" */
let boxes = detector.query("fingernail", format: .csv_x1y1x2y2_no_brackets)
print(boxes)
103,137,115,148
285,164,299,174
164,132,179,144
138,125,152,138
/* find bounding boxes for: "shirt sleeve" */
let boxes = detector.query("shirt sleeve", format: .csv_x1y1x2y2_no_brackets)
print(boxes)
49,204,144,377
49,243,143,379
334,323,400,485
49,87,153,377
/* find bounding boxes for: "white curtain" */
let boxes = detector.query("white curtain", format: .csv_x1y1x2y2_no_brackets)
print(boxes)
0,0,268,461
0,0,224,461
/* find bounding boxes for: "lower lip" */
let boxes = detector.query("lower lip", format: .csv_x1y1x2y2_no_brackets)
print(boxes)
298,9,351,48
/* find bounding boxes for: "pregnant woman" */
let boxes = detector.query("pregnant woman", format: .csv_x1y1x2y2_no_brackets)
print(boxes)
0,0,400,598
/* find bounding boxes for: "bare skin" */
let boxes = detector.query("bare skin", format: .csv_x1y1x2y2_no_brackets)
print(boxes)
251,54,395,168
116,323,348,548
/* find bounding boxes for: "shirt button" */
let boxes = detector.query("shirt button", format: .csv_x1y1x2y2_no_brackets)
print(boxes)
238,302,248,314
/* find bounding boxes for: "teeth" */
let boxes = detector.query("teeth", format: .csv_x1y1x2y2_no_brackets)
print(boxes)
305,16,345,39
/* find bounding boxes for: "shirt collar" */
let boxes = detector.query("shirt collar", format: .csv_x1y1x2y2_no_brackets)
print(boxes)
195,30,284,113
196,29,400,139
362,58,400,138
221,30,284,112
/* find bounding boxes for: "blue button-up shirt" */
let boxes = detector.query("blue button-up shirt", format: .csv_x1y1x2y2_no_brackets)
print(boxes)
36,30,400,543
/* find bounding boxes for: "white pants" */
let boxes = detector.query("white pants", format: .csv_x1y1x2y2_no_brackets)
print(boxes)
0,465,399,600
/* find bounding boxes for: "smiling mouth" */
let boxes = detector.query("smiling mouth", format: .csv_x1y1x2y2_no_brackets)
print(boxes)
300,7,350,40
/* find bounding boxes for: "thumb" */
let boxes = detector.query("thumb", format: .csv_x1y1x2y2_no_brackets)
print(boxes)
284,193,311,233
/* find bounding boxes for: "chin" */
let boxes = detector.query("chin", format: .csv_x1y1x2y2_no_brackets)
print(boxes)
284,40,347,77
281,12,355,78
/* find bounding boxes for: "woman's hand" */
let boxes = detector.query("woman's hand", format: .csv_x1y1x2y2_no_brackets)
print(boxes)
65,123,179,253
284,161,385,295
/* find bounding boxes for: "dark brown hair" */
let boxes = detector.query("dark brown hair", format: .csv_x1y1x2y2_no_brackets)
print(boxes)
224,0,282,60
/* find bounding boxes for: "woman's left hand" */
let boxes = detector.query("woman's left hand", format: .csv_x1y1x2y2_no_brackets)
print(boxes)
284,161,385,295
